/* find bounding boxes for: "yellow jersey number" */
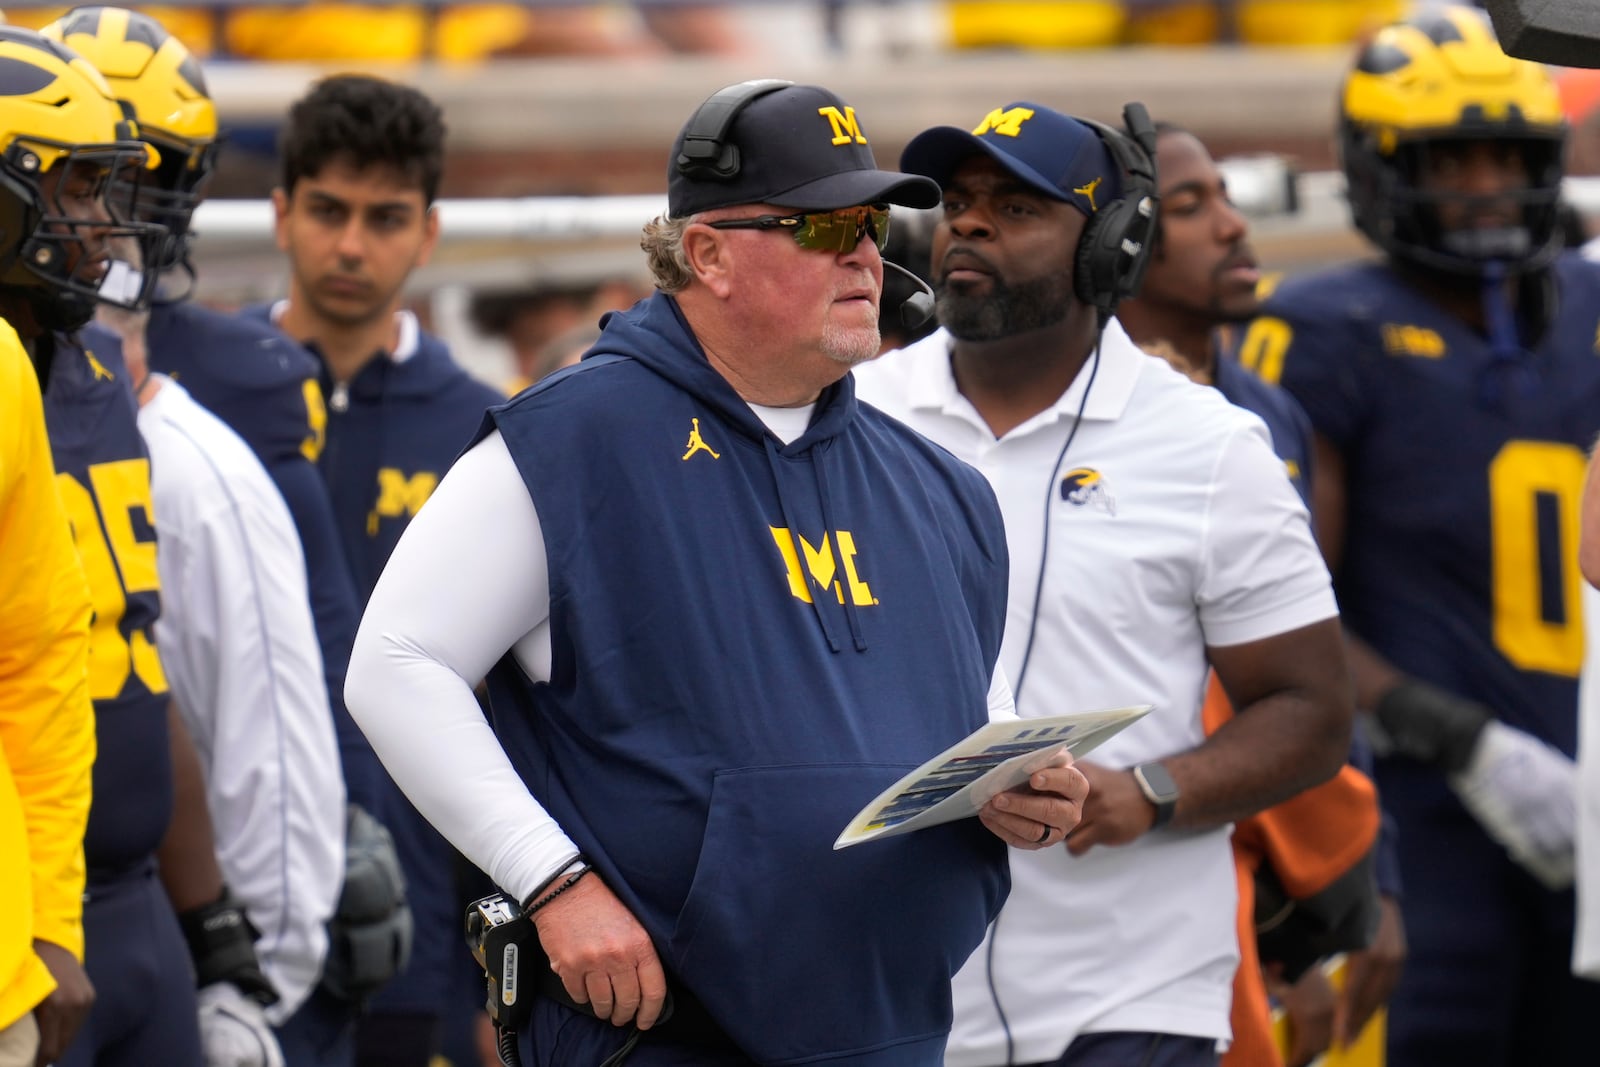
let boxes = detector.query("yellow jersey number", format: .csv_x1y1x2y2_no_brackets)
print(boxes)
56,460,168,700
1237,316,1292,386
1236,319,1586,675
1489,441,1586,678
300,377,327,463
1240,312,1586,676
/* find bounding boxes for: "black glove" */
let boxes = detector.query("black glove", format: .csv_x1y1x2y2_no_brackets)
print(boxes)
177,889,279,1007
1370,680,1491,774
1254,848,1382,984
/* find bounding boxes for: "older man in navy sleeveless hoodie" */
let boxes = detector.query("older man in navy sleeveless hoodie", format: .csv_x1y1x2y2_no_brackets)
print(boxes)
344,80,1091,1066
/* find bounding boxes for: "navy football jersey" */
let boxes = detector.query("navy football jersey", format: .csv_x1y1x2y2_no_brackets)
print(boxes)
145,302,326,474
1234,253,1600,758
39,333,173,880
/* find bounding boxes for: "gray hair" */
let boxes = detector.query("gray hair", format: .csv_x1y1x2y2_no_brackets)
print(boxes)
640,215,694,293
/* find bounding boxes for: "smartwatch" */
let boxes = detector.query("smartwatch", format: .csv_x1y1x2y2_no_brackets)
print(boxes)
1132,762,1179,829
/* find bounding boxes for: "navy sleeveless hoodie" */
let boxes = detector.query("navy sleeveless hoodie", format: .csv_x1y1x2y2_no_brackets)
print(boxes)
478,293,1011,1065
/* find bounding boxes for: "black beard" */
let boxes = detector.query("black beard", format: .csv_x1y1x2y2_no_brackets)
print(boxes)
935,272,1075,341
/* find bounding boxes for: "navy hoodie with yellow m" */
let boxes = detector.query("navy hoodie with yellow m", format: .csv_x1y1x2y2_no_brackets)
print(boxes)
481,293,1011,1066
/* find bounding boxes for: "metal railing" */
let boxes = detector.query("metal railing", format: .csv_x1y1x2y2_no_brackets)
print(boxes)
186,165,1600,292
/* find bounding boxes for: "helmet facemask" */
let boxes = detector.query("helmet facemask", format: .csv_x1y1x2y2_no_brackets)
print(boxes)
39,7,221,296
1339,6,1570,278
1343,124,1566,278
0,135,168,331
120,128,218,278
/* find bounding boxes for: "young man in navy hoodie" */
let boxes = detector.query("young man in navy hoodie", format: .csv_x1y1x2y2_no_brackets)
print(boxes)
344,79,1091,1066
251,74,504,1067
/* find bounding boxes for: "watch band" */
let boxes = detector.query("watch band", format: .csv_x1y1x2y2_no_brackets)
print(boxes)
1132,761,1179,829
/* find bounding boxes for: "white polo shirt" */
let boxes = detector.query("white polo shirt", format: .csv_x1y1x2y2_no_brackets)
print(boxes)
851,321,1338,1065
139,377,346,1022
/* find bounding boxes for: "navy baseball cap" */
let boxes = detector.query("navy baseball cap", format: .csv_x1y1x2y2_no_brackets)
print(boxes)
901,102,1121,217
668,81,941,217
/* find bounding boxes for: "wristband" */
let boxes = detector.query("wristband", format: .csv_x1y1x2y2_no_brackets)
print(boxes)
521,854,591,913
525,866,592,916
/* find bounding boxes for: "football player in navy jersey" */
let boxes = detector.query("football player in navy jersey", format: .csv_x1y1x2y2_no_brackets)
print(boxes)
1226,7,1600,1064
42,7,379,821
247,74,504,1067
0,25,279,1067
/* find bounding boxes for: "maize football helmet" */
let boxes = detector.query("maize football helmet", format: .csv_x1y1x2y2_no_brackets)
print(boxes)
44,6,217,274
0,25,161,330
1340,5,1567,276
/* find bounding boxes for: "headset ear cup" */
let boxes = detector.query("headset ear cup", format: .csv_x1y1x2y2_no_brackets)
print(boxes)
1116,194,1159,305
1073,211,1109,308
1070,119,1160,316
674,78,794,183
1074,198,1141,313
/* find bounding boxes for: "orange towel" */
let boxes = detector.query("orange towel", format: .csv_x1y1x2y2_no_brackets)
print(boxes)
1203,672,1380,1066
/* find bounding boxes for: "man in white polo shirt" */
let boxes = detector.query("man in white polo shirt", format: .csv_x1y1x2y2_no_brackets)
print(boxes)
852,101,1354,1067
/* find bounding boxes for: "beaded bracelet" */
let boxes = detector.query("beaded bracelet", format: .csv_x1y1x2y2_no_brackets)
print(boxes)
523,855,593,914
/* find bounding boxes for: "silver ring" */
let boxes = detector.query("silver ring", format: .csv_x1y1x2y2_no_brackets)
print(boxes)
1035,823,1051,844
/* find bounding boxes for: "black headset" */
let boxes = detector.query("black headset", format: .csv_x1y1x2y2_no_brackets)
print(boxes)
1072,103,1161,319
674,78,794,182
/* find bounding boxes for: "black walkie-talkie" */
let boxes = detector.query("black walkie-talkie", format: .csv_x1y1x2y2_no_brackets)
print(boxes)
466,893,537,1034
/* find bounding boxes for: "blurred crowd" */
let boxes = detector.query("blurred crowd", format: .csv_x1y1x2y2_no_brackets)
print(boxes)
0,0,1468,62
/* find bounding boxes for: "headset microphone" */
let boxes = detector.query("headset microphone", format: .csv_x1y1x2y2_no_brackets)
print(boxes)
882,259,936,329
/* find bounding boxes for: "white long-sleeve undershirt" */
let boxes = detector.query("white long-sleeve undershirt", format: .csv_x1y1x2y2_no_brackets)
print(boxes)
346,431,571,903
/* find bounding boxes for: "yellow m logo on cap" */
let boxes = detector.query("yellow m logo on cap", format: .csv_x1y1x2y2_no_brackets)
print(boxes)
818,106,868,146
973,107,1035,138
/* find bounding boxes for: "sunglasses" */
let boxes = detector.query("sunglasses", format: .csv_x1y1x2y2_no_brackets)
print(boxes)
707,204,891,254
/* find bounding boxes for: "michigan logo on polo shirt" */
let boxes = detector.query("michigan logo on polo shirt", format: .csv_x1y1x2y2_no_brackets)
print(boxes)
1060,467,1116,515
